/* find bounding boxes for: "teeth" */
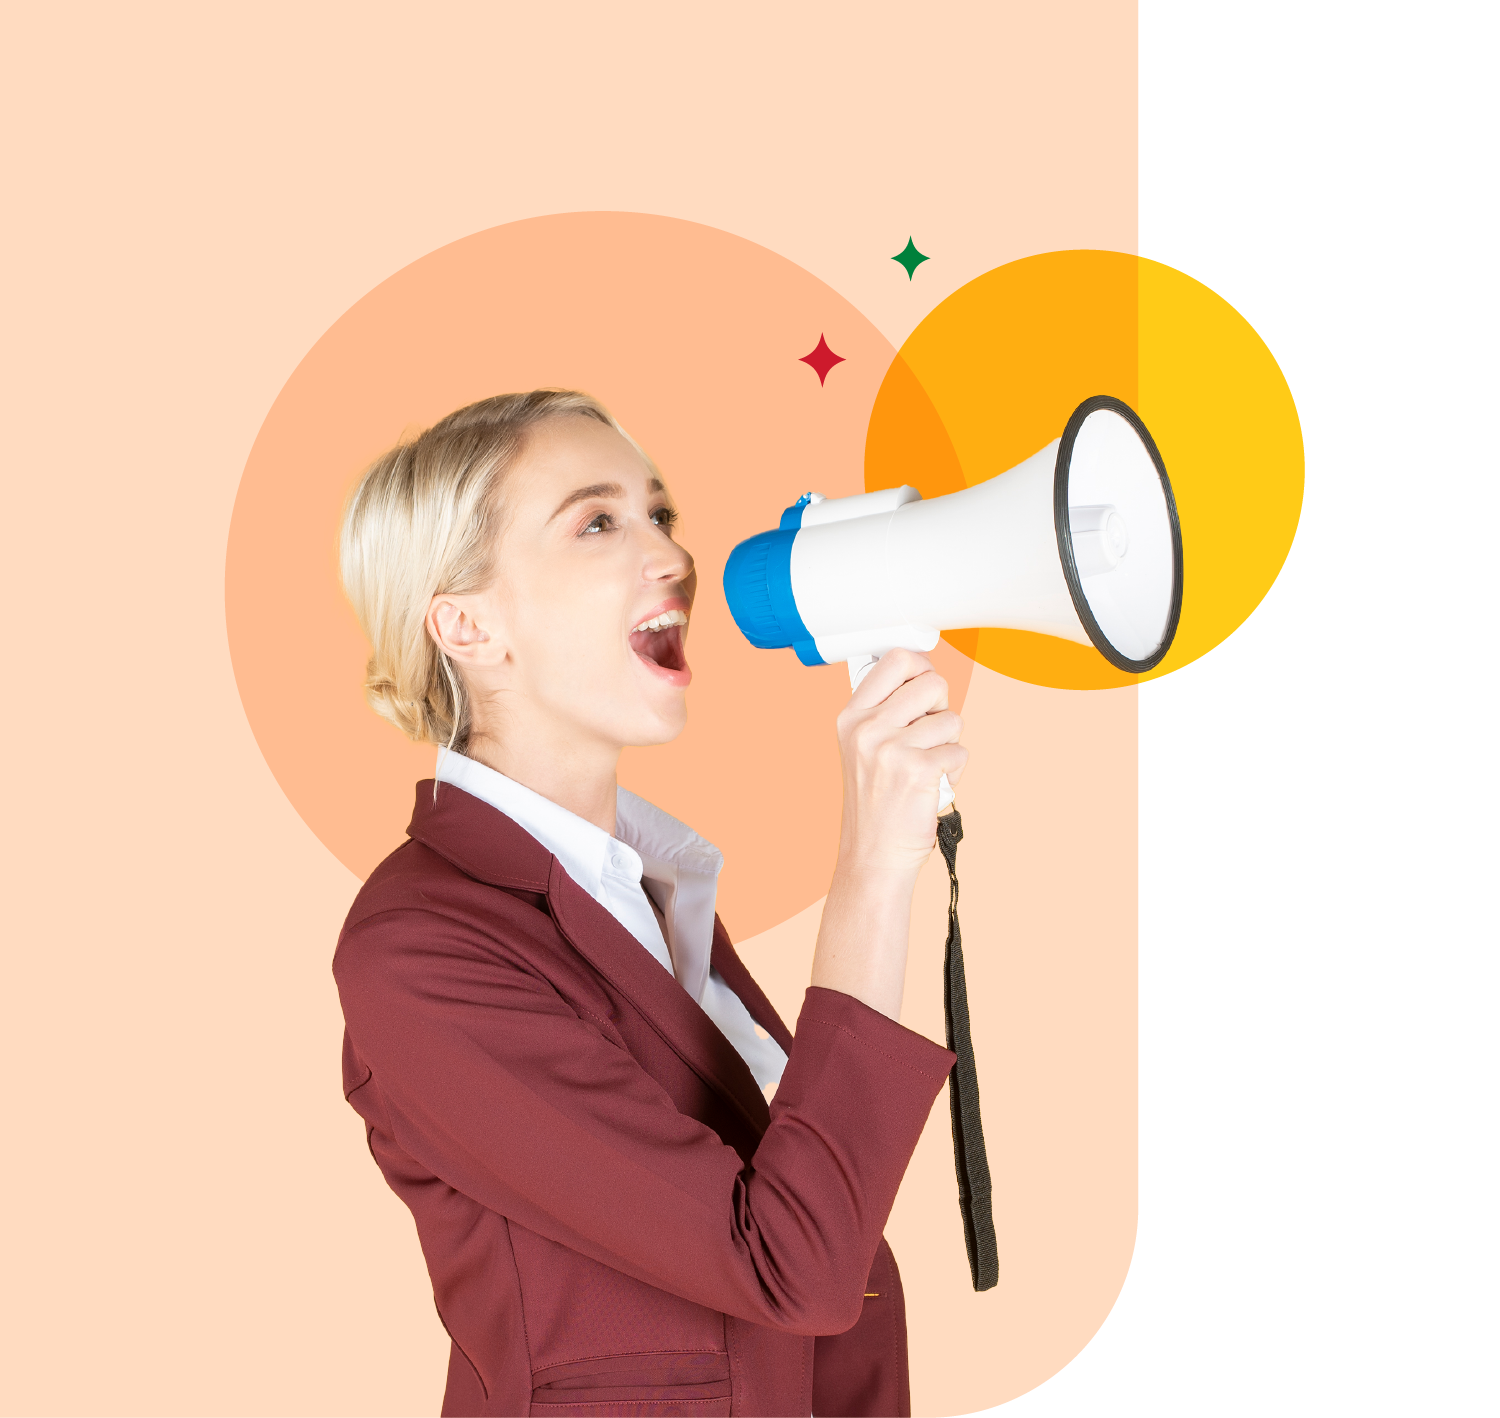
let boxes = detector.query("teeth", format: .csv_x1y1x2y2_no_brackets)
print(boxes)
631,608,689,634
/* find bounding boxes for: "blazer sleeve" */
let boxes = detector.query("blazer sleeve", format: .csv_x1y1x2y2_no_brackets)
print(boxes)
334,903,954,1337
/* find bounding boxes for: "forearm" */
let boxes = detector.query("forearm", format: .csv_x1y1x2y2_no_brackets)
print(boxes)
810,858,919,1020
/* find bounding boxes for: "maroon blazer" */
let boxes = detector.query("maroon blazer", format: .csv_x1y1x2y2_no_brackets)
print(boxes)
334,782,956,1417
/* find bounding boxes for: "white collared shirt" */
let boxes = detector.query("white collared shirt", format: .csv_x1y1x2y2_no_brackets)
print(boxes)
435,750,789,1091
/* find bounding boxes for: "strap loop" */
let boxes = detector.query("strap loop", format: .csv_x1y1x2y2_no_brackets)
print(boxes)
936,809,998,1291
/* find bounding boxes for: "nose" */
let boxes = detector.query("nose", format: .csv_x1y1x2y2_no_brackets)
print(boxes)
642,522,694,585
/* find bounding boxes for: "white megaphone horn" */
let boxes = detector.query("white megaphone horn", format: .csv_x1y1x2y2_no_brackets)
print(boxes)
723,395,1184,805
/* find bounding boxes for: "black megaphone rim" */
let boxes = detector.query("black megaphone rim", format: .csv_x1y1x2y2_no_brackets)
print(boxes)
1052,394,1184,675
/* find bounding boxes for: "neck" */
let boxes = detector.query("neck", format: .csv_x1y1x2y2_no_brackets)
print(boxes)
463,714,621,836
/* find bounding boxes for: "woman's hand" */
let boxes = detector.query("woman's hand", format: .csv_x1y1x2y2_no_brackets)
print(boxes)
810,649,968,1023
835,648,968,880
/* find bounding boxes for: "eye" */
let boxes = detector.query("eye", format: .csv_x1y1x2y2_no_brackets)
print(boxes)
581,511,614,535
650,505,679,530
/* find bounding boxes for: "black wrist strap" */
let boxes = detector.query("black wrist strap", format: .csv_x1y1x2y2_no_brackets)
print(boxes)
936,810,998,1291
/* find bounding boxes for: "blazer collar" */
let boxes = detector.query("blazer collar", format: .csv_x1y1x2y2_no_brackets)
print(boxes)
407,778,552,891
407,780,772,1141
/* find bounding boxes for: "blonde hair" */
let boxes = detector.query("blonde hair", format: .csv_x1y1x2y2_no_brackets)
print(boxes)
339,389,642,752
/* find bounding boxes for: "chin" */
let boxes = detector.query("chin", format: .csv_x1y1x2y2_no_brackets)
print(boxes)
623,700,689,748
619,642,691,745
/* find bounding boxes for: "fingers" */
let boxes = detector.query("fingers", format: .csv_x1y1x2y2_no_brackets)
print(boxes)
849,648,936,711
833,646,971,873
849,652,950,731
907,741,968,799
838,688,956,759
876,670,949,727
838,649,967,810
929,743,969,787
902,708,963,750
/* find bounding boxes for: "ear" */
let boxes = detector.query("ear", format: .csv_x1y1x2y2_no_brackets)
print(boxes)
426,594,501,668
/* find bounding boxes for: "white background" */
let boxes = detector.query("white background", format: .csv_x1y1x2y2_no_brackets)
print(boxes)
1006,2,1497,1412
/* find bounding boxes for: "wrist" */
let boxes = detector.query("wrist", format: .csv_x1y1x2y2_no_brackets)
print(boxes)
829,852,921,899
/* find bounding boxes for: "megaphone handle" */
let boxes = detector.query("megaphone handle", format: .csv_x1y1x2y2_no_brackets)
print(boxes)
847,653,881,691
847,653,956,813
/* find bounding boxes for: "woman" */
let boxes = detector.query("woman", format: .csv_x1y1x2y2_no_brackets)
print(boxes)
334,390,967,1417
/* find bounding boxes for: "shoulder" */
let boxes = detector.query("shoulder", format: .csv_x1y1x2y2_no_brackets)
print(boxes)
333,835,555,989
345,835,532,927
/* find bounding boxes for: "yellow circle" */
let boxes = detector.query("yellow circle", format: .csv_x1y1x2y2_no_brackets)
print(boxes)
864,250,1304,688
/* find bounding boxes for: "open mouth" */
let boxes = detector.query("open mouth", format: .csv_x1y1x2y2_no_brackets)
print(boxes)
629,607,691,683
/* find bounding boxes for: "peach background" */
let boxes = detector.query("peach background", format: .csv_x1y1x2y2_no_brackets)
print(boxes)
1,4,1136,1415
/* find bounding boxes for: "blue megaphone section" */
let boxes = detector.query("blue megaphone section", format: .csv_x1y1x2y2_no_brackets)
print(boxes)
722,495,826,665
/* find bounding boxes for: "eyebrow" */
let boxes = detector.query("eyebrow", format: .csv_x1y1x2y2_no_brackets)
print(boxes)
548,477,667,522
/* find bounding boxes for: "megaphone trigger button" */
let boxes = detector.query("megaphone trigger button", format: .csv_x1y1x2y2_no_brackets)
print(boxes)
779,492,821,530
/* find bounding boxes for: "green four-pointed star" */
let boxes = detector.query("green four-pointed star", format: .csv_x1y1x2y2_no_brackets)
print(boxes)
893,237,929,279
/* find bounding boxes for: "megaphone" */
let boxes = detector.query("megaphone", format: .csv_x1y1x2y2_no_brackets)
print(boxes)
724,394,1183,685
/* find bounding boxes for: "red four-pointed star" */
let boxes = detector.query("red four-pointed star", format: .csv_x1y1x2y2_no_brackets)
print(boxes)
799,333,846,385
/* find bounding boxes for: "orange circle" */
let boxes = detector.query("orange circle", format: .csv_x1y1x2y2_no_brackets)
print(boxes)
226,213,971,936
865,250,1304,688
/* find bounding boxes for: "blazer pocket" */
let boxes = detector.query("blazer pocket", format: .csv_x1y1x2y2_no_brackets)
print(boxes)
529,1351,731,1417
527,1398,729,1417
341,1035,373,1098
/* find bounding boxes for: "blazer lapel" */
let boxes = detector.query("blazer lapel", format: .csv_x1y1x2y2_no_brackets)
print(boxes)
710,919,796,1056
408,780,772,1141
546,864,772,1140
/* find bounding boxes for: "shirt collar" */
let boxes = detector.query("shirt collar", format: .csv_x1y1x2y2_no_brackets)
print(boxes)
614,788,725,882
614,789,724,1001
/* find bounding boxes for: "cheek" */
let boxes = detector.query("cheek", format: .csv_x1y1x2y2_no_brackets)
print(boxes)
517,577,625,681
